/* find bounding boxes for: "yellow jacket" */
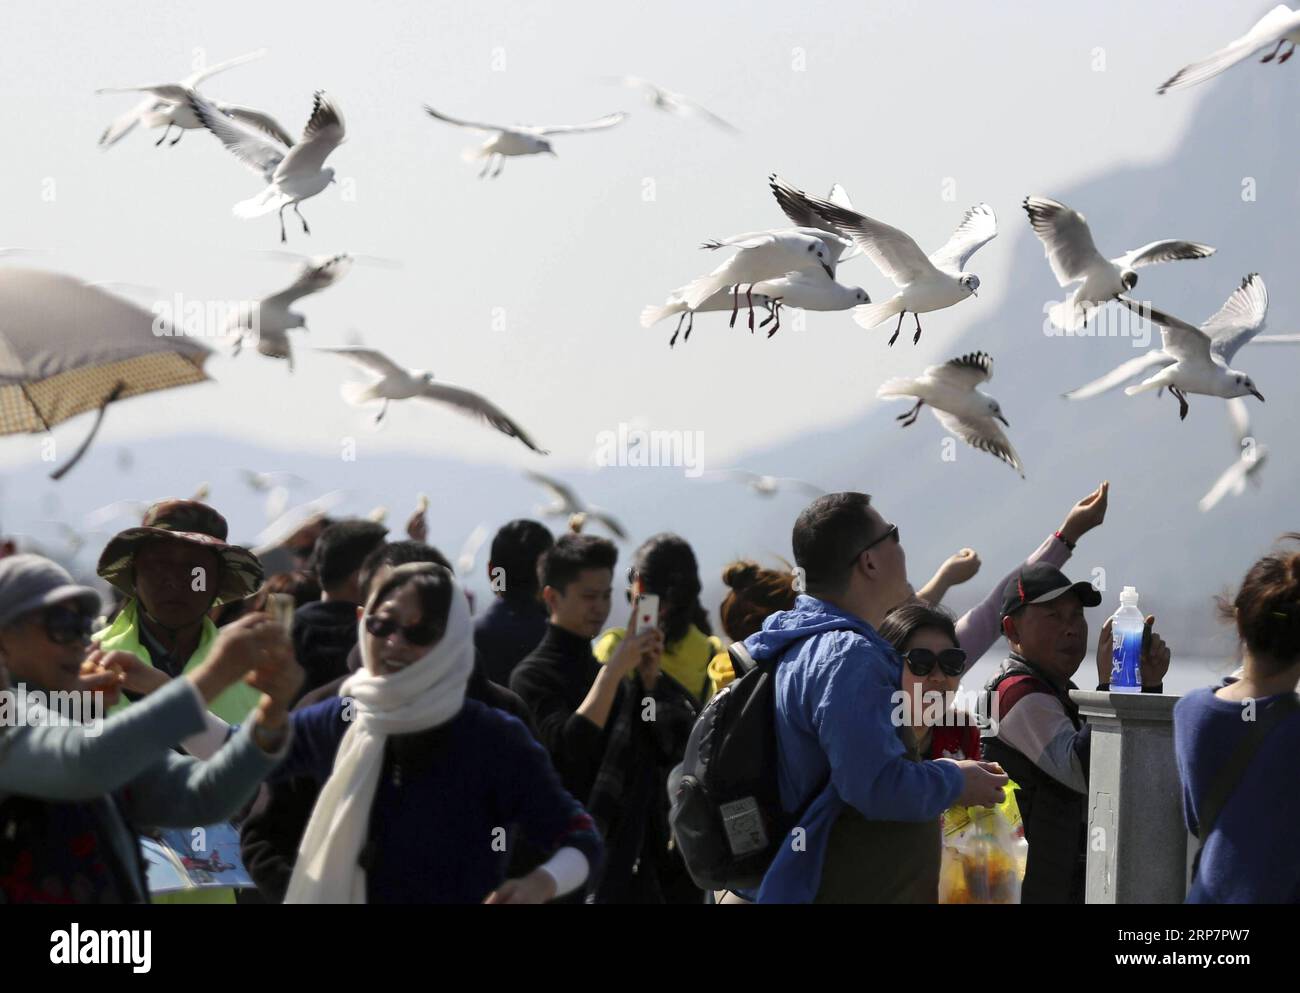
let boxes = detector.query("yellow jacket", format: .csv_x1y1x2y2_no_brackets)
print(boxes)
594,624,724,704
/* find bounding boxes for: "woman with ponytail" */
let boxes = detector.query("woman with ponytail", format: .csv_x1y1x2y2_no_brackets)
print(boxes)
1174,533,1300,904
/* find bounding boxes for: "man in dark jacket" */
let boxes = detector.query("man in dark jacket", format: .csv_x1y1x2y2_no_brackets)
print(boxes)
291,519,387,699
474,519,553,685
983,562,1170,903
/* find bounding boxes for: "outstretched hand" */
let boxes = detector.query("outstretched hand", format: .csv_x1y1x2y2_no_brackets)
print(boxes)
1060,481,1109,546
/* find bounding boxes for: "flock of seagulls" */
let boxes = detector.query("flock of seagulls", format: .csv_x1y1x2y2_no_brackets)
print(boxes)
63,8,1300,523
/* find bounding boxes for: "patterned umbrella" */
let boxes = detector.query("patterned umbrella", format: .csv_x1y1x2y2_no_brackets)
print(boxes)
0,268,211,478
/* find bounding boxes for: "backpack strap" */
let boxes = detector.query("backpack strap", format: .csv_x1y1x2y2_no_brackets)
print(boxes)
1190,693,1299,886
727,642,758,679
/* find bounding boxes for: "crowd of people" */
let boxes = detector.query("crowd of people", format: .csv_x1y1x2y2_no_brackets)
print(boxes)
0,483,1295,904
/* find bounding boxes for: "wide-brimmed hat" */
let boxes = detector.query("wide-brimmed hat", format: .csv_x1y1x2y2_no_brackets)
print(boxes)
97,499,263,606
0,554,101,628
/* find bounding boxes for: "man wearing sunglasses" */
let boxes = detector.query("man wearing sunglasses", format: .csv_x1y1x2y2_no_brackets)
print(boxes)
983,562,1171,904
747,492,1009,903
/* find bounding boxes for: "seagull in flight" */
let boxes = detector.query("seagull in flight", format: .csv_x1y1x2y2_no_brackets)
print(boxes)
189,89,345,242
319,346,548,454
1198,398,1269,512
641,285,776,348
1157,5,1300,94
1023,195,1214,331
525,471,627,539
226,253,353,370
422,105,627,178
96,50,292,149
1116,290,1267,421
774,176,996,345
1064,274,1297,402
612,76,738,132
878,351,1023,476
707,469,826,498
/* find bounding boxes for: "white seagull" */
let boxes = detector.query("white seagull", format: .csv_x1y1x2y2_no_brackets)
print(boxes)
225,253,353,370
613,76,738,132
878,351,1023,476
747,271,870,338
640,286,776,347
189,89,346,243
423,105,627,178
707,469,826,498
319,346,548,454
1158,5,1300,95
1064,274,1297,401
1198,398,1269,513
679,230,839,330
1116,291,1267,421
775,176,996,345
456,523,492,576
96,50,292,149
1023,195,1214,331
525,471,627,539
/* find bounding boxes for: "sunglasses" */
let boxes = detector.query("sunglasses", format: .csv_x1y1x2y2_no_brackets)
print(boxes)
903,647,967,678
363,613,441,647
40,605,95,646
848,523,900,566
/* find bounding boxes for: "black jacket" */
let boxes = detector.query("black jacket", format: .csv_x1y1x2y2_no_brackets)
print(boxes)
290,600,361,701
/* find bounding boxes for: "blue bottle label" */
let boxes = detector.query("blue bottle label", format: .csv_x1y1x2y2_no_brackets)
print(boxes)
1111,629,1143,689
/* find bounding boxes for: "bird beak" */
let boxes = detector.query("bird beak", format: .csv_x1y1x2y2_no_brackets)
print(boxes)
547,149,558,157
1250,387,1265,402
821,262,834,278
996,413,1010,427
971,289,979,298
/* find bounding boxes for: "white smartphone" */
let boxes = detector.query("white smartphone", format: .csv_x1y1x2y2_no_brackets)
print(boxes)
635,593,660,633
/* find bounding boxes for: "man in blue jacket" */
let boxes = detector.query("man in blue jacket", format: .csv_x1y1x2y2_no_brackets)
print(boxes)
751,492,1008,903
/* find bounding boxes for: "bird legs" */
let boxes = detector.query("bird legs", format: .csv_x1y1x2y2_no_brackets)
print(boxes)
277,202,311,243
292,202,311,236
374,398,390,425
1169,385,1190,421
896,399,924,427
478,154,504,179
760,300,783,338
669,309,696,348
887,312,924,346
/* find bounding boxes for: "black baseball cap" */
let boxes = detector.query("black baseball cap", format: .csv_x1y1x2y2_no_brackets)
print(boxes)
999,562,1102,621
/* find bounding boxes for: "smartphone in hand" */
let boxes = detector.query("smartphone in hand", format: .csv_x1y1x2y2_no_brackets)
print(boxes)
267,593,295,634
635,593,660,633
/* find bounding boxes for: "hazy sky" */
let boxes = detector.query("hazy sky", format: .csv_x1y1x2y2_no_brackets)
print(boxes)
0,0,1275,474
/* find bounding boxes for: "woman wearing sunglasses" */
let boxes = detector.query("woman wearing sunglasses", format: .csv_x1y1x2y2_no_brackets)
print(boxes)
274,562,603,903
0,554,299,904
878,602,981,761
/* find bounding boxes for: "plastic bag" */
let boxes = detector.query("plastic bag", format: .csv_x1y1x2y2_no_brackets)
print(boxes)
938,782,1028,904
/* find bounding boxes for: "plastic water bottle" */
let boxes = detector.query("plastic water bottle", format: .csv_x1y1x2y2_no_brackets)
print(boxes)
1109,587,1144,693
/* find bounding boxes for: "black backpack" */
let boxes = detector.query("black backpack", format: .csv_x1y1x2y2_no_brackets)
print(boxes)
668,641,827,893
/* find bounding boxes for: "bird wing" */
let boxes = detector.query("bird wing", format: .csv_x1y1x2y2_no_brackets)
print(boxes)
422,105,507,134
827,183,855,211
1252,334,1300,344
1198,458,1251,512
1158,5,1300,94
525,470,581,510
98,94,161,147
1114,240,1216,270
274,91,345,179
932,409,1024,477
316,346,407,380
701,231,778,251
264,253,353,307
1022,195,1107,286
1226,396,1252,448
768,176,859,258
180,49,268,89
1204,273,1268,363
1118,298,1212,364
778,477,827,497
219,103,296,147
927,351,994,390
1062,350,1173,400
529,112,628,135
927,203,997,274
768,176,935,288
189,91,285,179
419,382,548,454
587,509,628,540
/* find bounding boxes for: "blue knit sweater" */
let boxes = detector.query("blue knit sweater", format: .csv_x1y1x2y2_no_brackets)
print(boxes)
277,696,602,903
1174,686,1300,904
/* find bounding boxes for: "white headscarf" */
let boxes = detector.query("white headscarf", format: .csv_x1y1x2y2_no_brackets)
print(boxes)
284,566,474,904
